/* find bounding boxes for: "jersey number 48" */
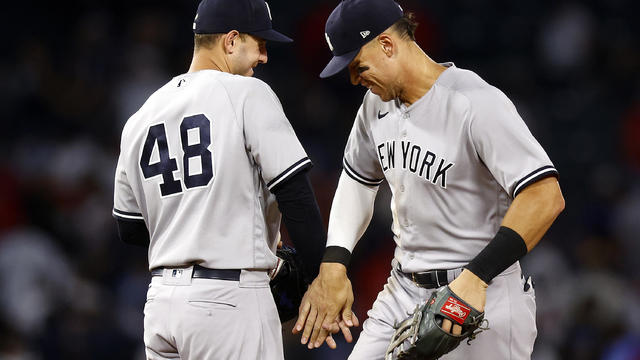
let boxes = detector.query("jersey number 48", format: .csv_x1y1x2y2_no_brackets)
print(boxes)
139,114,213,196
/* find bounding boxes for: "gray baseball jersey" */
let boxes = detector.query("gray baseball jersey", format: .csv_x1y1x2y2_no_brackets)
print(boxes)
113,70,311,271
343,63,558,272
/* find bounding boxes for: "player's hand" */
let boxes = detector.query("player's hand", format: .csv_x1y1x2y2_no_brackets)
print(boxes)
322,313,360,349
293,262,357,349
441,269,488,335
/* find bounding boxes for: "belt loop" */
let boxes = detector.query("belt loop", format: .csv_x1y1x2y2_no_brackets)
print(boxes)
434,272,441,287
239,269,270,288
447,268,462,283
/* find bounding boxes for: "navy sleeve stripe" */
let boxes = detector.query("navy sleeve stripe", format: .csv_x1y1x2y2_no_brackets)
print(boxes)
343,159,384,186
113,208,144,221
512,165,559,197
267,157,313,191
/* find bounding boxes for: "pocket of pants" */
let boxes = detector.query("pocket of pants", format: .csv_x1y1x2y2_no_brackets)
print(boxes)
146,285,159,303
187,299,237,309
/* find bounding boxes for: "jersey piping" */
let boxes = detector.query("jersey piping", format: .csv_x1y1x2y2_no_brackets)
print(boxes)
512,165,559,197
343,158,384,186
113,208,145,221
267,157,312,191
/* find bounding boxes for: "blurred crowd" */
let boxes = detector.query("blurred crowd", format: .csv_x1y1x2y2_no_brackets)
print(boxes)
0,0,638,359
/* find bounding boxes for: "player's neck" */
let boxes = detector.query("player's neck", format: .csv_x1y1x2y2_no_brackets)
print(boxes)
188,49,229,74
398,44,446,106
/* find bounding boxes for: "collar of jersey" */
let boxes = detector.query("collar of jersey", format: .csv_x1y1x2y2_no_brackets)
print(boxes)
395,62,456,113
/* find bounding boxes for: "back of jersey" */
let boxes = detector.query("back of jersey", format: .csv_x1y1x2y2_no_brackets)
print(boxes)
113,70,311,270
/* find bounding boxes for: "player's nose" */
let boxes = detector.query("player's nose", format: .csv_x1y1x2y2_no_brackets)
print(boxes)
259,47,268,64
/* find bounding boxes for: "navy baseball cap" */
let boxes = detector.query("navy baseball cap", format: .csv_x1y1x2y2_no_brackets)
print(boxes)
193,0,293,43
320,0,404,78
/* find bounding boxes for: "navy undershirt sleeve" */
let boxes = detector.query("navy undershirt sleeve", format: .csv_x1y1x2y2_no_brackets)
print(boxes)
114,169,326,278
115,218,150,247
272,169,327,279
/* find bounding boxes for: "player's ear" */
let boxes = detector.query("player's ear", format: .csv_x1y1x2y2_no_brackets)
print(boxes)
377,33,394,57
223,30,240,53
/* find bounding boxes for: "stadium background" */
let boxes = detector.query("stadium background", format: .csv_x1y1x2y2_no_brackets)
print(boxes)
0,0,638,359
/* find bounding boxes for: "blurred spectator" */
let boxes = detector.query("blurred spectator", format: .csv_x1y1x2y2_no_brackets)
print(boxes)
0,228,74,336
538,3,594,74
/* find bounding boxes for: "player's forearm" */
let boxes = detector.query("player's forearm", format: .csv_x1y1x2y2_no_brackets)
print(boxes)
273,170,327,278
322,171,378,267
465,176,564,284
501,176,565,250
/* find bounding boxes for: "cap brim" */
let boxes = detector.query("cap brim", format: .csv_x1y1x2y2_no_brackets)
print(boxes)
250,29,293,43
319,48,360,78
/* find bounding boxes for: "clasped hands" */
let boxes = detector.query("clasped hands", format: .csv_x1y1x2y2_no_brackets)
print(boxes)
292,266,488,348
292,262,360,349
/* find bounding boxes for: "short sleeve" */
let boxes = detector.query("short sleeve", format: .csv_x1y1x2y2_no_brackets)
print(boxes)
112,154,144,222
241,80,311,191
469,87,558,197
343,103,385,186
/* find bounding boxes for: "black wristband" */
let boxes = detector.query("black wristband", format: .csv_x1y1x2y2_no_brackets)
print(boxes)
465,226,528,284
322,246,352,267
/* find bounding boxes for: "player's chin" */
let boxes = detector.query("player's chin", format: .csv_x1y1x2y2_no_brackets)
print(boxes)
376,91,393,102
369,86,389,101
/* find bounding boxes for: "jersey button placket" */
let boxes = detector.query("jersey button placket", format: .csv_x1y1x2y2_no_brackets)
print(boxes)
397,110,410,228
400,183,410,227
400,111,409,137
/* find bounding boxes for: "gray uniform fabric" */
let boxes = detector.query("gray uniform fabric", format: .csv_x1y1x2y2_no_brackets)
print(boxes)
113,70,310,359
344,63,556,359
350,262,536,360
113,70,310,271
343,63,558,272
144,268,283,360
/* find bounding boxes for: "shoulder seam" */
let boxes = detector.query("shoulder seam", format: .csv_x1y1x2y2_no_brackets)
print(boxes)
213,75,244,134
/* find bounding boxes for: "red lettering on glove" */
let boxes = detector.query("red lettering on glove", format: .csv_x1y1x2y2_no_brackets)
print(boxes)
440,297,470,325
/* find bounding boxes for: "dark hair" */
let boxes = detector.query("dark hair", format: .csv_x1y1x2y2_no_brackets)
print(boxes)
390,13,418,41
194,32,247,51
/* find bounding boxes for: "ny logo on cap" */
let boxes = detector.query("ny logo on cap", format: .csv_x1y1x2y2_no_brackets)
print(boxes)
265,1,272,20
325,33,334,51
360,30,371,38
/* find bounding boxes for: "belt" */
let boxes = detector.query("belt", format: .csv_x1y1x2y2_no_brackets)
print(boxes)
398,267,463,289
151,265,240,281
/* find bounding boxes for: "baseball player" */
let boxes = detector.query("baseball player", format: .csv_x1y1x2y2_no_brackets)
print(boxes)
111,0,338,358
294,0,565,358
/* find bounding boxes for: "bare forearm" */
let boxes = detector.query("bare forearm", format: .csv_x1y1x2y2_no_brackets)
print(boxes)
465,176,564,285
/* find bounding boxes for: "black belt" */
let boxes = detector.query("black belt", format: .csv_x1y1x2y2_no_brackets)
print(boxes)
398,267,462,289
151,265,240,281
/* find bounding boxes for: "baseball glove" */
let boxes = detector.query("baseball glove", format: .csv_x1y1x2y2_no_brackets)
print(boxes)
269,246,310,323
385,286,488,360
